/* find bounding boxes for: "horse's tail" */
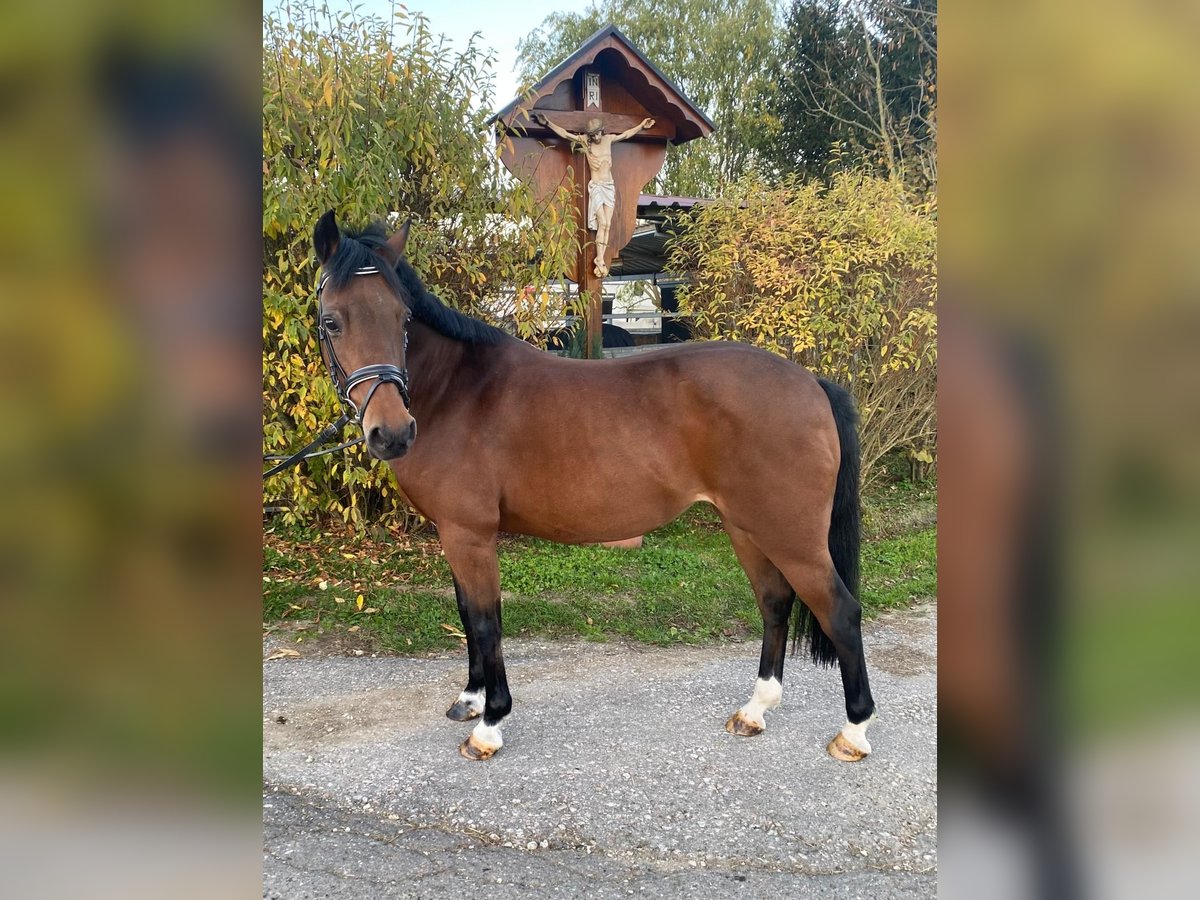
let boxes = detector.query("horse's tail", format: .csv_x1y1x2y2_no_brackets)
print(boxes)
793,377,861,667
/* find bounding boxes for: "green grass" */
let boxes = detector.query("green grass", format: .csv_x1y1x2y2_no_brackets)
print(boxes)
264,489,936,655
862,527,937,610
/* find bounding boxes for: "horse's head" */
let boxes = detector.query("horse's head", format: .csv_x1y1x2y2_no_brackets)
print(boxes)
312,210,417,460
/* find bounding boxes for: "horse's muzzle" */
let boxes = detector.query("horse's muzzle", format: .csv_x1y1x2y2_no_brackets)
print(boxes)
366,419,416,459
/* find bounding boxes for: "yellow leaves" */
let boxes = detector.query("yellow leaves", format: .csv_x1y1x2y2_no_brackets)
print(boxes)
262,8,581,532
672,171,936,481
355,594,364,611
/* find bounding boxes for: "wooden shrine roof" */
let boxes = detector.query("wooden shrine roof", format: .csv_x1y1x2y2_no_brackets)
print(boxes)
488,24,714,143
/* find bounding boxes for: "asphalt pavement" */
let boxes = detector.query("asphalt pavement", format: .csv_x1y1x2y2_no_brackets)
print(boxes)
263,604,936,898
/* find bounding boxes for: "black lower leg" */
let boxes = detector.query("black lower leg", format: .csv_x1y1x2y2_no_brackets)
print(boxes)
757,590,796,682
453,577,484,694
471,599,511,728
829,579,875,724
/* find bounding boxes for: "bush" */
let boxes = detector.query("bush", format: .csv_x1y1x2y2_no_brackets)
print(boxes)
669,172,936,484
263,3,578,527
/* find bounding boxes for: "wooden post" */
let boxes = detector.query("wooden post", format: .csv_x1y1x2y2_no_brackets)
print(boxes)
575,69,604,359
577,245,603,359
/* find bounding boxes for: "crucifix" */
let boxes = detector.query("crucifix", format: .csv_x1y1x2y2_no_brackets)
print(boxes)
533,111,655,278
489,26,713,357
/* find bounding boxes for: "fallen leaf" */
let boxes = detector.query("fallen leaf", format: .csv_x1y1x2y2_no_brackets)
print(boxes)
334,597,346,604
356,594,364,611
363,607,379,614
265,648,301,661
348,625,360,633
318,580,328,591
440,623,466,638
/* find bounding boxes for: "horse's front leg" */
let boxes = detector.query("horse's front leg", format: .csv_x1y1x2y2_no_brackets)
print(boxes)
439,526,510,760
445,576,485,721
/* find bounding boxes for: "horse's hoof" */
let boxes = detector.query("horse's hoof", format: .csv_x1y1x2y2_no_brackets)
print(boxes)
725,710,765,737
827,731,869,762
445,701,480,722
459,735,499,761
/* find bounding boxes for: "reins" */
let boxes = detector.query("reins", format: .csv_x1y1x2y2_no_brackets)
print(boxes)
263,265,411,480
262,412,359,479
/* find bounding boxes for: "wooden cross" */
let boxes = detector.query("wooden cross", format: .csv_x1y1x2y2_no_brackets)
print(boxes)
490,27,713,357
503,107,670,355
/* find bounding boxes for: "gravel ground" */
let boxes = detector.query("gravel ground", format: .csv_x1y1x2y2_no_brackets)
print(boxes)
264,604,936,898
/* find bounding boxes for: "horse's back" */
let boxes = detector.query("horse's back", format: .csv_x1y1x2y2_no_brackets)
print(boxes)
605,341,833,432
499,341,840,507
538,340,822,397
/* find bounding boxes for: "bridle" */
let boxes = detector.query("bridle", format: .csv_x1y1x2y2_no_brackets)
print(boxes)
316,265,412,424
263,264,412,479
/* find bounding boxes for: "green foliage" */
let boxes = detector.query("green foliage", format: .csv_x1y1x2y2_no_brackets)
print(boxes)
763,1,937,194
263,2,578,526
263,504,936,653
669,170,937,483
516,0,779,195
517,1,937,196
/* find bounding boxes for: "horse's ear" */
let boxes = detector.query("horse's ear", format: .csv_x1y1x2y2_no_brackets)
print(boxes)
313,210,339,265
387,218,412,259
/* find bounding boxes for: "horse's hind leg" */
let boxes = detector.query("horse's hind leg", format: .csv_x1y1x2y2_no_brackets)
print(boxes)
724,524,796,737
777,555,877,761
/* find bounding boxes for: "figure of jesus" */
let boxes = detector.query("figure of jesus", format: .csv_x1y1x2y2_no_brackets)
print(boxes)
534,112,655,277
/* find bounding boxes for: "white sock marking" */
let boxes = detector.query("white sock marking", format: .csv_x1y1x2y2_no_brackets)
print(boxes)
839,712,876,755
456,689,484,714
471,721,503,749
738,677,782,727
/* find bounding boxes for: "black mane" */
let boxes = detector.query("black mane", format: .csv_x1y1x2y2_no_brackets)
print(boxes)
325,222,509,345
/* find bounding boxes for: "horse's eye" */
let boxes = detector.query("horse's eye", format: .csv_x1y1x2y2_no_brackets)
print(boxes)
321,315,340,335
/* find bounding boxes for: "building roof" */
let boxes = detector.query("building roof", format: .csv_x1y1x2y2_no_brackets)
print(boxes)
638,193,708,210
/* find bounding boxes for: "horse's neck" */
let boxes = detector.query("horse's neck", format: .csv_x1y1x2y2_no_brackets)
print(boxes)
406,319,498,416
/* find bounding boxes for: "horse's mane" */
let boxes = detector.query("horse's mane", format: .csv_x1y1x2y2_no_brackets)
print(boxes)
326,222,509,346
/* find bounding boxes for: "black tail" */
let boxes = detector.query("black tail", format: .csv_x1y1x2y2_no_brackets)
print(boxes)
793,378,861,667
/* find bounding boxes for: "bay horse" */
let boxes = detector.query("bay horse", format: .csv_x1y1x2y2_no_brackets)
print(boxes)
309,211,876,762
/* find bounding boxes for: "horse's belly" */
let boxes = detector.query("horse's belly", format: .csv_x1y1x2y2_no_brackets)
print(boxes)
498,481,701,545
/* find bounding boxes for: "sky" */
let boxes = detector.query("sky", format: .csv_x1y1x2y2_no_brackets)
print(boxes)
267,1,596,111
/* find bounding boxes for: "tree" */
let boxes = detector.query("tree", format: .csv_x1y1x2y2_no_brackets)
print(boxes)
263,2,578,526
762,1,937,194
516,0,779,196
